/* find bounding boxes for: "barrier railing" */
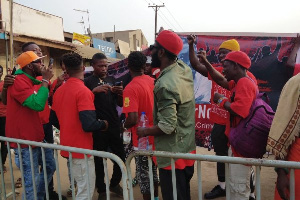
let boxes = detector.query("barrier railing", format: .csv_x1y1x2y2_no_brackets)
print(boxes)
0,136,129,200
1,135,299,200
125,150,300,200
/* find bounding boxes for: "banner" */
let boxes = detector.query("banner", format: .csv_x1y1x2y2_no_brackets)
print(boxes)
178,35,295,148
93,38,117,58
108,34,296,149
72,32,91,46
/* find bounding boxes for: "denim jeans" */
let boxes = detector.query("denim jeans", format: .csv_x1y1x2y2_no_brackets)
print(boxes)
14,146,56,200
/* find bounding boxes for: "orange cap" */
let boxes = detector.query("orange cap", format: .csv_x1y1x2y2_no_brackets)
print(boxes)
16,51,46,68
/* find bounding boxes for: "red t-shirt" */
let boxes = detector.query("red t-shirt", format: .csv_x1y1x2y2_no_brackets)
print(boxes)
6,74,44,147
228,77,257,157
35,76,51,125
159,150,196,170
0,81,7,117
52,78,95,159
208,65,230,125
122,75,155,148
151,68,160,79
208,65,257,126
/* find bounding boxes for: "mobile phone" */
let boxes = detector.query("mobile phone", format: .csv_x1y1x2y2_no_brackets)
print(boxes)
114,81,122,86
11,66,16,75
49,58,54,67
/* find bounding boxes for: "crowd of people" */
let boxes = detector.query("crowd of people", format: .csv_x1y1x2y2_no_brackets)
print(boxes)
0,30,299,200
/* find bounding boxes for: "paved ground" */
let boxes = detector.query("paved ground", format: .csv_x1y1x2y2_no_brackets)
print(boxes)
1,147,277,199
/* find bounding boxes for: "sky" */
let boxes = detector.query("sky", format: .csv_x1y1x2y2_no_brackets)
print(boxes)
14,0,300,45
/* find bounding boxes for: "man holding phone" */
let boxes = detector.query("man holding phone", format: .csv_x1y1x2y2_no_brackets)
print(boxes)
84,53,125,200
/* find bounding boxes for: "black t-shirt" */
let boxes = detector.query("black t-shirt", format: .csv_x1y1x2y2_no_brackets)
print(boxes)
84,75,119,127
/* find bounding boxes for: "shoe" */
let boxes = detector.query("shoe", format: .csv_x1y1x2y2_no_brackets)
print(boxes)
249,196,256,200
110,184,123,197
204,185,226,199
48,191,67,200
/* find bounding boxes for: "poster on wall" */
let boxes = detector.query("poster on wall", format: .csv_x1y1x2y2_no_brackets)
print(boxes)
108,34,298,148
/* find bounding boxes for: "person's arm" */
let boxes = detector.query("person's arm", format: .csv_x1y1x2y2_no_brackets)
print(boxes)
49,109,60,130
275,163,289,200
124,112,138,129
79,110,108,132
286,34,300,69
200,54,229,89
22,86,49,111
187,35,208,77
137,87,177,138
213,93,239,116
23,65,53,111
111,83,123,107
1,74,15,105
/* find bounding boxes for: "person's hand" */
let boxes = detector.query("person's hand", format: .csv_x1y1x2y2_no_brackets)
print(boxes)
3,74,15,88
213,93,224,104
276,169,289,200
100,120,109,131
197,50,208,63
137,127,147,139
41,65,54,81
187,34,196,45
111,85,123,95
55,73,65,87
92,85,112,94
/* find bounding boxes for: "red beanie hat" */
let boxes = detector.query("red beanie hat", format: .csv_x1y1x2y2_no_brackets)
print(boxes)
156,30,183,55
225,51,251,69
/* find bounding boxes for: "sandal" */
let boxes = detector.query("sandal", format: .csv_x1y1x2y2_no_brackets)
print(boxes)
15,178,22,188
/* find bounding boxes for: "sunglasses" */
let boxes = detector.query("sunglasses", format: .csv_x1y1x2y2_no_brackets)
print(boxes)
31,59,42,64
149,45,159,51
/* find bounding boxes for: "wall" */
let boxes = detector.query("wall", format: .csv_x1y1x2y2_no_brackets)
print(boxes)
1,0,64,42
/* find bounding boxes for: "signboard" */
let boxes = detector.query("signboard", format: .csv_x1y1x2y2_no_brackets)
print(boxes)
93,38,117,58
72,32,91,46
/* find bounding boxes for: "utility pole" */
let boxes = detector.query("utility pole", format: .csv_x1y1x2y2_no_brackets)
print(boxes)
148,4,164,41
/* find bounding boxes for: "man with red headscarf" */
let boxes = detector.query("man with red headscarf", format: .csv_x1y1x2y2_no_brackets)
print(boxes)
137,30,196,200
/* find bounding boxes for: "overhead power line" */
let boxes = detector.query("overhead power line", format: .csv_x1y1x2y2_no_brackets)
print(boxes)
165,6,184,31
158,11,178,32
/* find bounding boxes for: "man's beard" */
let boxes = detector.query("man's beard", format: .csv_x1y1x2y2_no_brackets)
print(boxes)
151,51,161,68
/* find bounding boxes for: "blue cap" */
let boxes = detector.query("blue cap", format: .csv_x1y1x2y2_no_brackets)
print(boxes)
141,112,145,114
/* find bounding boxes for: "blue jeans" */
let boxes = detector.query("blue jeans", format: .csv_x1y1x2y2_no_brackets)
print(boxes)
14,147,56,200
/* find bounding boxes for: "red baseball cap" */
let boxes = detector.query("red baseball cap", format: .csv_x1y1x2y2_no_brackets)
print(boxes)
156,30,183,56
224,51,251,69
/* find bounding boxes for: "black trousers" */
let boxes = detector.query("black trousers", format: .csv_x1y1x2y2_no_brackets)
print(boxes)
0,117,7,165
159,165,194,200
93,127,125,193
43,123,55,192
210,123,228,182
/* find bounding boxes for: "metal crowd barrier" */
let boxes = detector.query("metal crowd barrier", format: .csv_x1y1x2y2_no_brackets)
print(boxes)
0,136,129,200
126,150,300,200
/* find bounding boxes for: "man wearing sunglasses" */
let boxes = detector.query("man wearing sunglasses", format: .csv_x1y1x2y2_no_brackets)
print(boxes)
5,51,55,200
137,30,196,200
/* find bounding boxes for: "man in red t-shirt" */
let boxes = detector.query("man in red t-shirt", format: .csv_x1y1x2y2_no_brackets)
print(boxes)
0,65,8,171
188,36,241,199
203,51,257,200
122,51,159,200
51,53,108,199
